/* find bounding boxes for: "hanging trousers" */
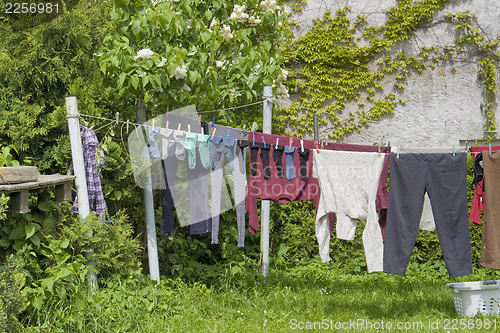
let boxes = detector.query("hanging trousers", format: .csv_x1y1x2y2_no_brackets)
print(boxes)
481,151,500,269
210,124,247,247
383,153,472,277
186,147,211,234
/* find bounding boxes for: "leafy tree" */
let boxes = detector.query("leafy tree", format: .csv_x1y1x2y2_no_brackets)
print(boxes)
97,0,289,124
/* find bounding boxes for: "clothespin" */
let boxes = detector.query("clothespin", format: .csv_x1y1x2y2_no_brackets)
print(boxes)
126,120,129,134
166,121,169,131
289,138,293,150
178,123,181,131
475,139,478,148
227,130,230,142
262,136,266,148
453,145,455,157
201,127,204,135
489,143,492,155
275,138,279,148
212,117,215,128
300,140,304,152
115,112,120,126
378,145,381,158
388,141,391,151
314,141,319,154
397,146,400,159
211,127,217,140
240,126,245,144
252,132,255,146
465,141,468,152
198,115,202,124
188,124,191,135
152,119,155,131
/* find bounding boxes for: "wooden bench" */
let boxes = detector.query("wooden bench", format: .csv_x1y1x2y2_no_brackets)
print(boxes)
0,174,76,213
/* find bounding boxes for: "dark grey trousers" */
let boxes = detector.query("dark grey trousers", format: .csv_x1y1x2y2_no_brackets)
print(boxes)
383,153,472,277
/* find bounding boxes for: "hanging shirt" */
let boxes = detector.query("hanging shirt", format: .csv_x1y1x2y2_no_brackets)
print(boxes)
246,132,391,236
72,126,108,219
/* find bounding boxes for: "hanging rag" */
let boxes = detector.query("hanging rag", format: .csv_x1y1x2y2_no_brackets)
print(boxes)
72,126,108,220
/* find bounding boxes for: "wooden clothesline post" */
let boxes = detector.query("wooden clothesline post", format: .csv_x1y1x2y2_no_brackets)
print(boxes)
65,96,99,294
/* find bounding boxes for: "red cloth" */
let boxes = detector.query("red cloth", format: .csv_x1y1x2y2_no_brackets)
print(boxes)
469,179,484,225
245,132,390,234
469,146,500,225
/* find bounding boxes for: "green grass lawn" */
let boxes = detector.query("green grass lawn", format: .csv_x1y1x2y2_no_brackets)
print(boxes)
31,261,500,332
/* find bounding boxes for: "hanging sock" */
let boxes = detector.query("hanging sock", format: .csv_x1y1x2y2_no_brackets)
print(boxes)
147,126,161,161
184,132,198,169
197,134,211,169
285,146,296,180
260,145,272,180
249,143,261,176
298,148,310,181
273,145,285,178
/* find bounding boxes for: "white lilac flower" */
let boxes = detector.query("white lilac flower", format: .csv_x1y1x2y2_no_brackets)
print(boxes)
181,84,191,92
230,5,249,22
174,65,187,79
252,63,261,72
260,0,279,11
216,61,224,68
232,59,239,66
157,57,167,67
248,16,261,26
210,18,217,28
153,86,164,93
275,37,286,45
230,88,242,97
277,83,289,99
221,25,233,42
279,68,288,80
186,19,192,29
134,48,154,60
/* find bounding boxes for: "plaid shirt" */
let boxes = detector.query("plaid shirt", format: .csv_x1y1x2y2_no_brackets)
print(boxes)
72,126,108,219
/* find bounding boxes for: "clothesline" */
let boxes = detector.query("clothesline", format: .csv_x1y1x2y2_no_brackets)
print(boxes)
77,100,265,128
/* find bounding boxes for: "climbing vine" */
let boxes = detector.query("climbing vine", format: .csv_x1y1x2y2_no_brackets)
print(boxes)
276,0,500,141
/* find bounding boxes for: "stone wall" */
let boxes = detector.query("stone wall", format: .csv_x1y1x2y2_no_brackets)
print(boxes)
284,0,500,147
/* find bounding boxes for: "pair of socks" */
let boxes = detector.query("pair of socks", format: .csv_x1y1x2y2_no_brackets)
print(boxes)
249,143,310,181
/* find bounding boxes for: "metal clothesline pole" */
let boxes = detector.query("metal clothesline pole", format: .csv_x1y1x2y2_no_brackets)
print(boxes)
261,86,273,277
135,100,161,284
65,96,99,294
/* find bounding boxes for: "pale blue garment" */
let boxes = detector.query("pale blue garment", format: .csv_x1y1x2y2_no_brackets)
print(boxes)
184,132,198,169
147,126,161,161
198,134,211,169
285,146,296,180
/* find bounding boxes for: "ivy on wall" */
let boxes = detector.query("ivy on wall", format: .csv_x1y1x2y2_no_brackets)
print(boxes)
276,0,500,141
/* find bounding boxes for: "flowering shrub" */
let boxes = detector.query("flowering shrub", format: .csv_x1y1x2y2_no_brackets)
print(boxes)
97,0,290,112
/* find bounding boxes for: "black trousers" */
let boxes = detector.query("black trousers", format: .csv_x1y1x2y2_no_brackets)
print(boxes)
383,153,472,278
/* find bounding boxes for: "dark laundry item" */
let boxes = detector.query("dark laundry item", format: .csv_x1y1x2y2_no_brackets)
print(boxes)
285,146,296,180
273,145,285,178
260,145,272,180
160,153,179,233
249,142,262,176
383,153,472,278
298,148,310,181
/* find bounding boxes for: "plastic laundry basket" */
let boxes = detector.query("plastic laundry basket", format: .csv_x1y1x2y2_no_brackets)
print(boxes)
446,280,500,317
